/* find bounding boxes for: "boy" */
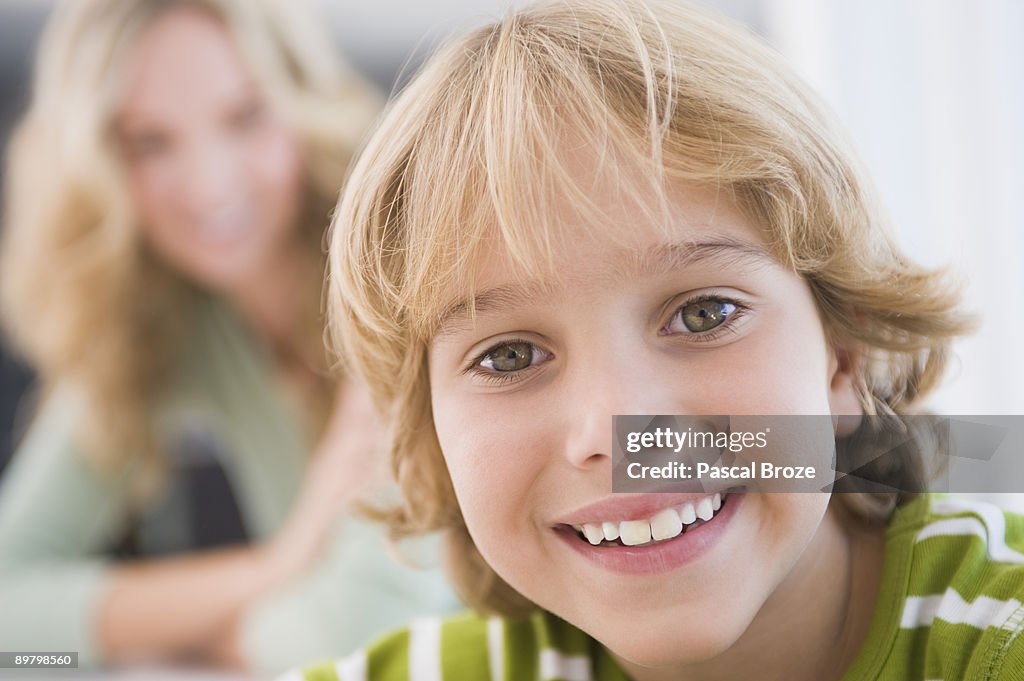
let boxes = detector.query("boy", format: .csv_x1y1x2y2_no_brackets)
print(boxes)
297,1,1023,678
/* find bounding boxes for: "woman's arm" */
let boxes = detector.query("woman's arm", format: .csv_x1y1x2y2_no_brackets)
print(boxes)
0,395,295,666
0,382,378,667
0,392,133,666
235,517,462,676
94,379,383,665
95,541,289,661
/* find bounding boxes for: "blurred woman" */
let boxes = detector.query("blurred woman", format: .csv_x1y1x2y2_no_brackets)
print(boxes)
0,0,455,673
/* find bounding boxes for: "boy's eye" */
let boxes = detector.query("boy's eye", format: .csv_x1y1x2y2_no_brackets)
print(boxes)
480,342,536,372
465,338,553,385
667,298,740,334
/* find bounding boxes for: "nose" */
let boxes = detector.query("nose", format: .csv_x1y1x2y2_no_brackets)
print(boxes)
178,135,241,215
558,352,684,470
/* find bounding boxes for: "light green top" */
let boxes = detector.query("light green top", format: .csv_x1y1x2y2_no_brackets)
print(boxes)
0,295,459,675
286,494,1024,681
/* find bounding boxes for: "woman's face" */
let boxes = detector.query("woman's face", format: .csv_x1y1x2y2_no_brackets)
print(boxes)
427,176,864,670
116,6,304,290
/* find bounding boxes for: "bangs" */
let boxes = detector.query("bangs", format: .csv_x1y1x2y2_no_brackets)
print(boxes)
343,0,849,345
331,0,909,366
384,2,699,339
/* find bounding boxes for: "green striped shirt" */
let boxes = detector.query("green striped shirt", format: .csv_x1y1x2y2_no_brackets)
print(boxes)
284,495,1024,681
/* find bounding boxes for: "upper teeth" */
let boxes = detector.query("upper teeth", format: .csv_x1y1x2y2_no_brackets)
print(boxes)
573,493,724,547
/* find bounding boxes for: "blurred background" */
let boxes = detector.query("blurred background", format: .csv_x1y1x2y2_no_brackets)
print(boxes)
1,0,1022,494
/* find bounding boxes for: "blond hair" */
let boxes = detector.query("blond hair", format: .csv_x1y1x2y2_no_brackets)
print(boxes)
327,0,975,614
0,0,379,487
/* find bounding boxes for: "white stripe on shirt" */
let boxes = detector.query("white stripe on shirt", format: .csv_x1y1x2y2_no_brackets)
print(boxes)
487,617,504,681
336,649,368,681
901,590,1023,629
923,497,1024,564
539,648,592,681
410,617,443,681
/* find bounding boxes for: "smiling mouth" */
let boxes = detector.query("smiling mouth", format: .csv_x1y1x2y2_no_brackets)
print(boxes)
564,492,732,548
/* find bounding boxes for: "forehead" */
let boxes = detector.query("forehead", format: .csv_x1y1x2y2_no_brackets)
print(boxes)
433,181,776,336
117,6,252,122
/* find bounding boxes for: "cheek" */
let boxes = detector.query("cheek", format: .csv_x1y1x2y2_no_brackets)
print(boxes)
431,387,552,551
717,305,832,414
130,165,189,263
433,392,522,512
130,162,176,233
762,493,830,545
755,492,833,597
245,125,304,221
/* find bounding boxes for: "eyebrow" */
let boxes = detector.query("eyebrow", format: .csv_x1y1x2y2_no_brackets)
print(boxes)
115,81,263,130
434,282,552,339
434,238,774,337
621,238,774,279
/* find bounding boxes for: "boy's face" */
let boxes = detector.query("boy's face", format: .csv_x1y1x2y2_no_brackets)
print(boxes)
427,178,862,667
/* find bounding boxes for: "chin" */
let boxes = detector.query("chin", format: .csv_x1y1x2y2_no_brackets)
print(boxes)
184,253,269,290
580,602,754,669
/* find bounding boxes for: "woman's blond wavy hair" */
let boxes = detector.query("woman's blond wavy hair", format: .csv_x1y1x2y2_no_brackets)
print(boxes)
327,0,976,615
0,0,379,489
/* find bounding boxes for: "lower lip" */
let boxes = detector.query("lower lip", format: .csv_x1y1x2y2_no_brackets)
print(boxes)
555,493,744,575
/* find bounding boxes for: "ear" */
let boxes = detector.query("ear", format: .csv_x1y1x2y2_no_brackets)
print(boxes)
828,341,864,437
